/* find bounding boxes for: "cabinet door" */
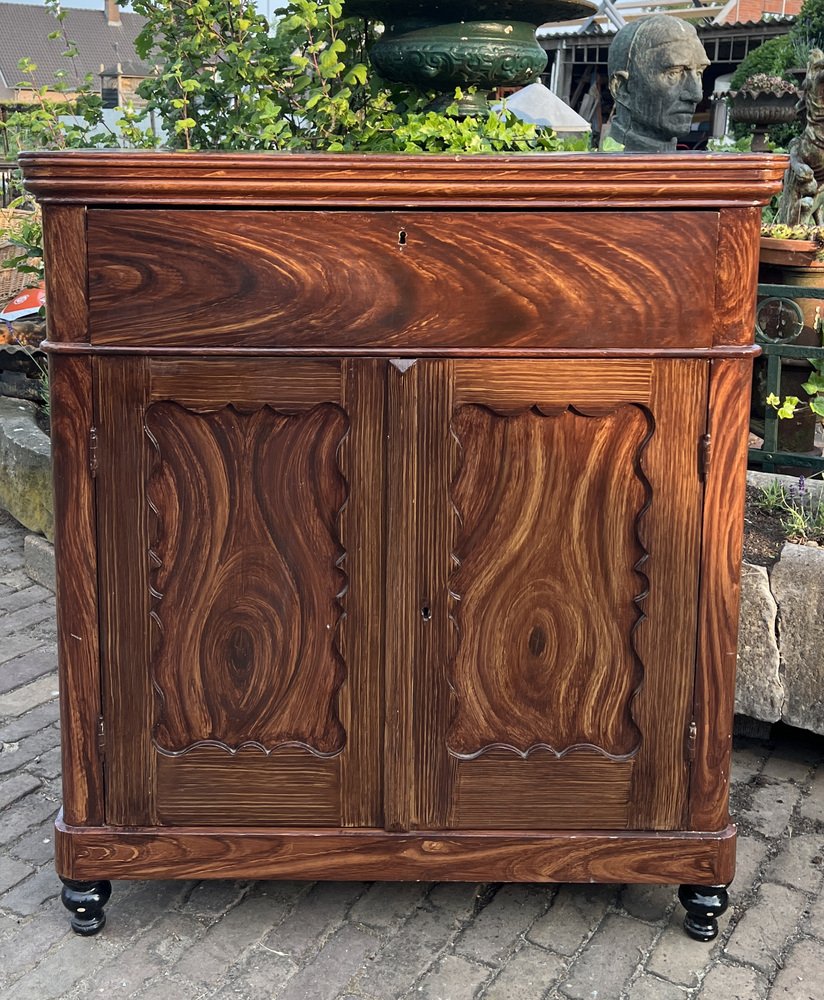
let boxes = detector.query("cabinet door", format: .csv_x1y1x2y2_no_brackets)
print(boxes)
96,357,384,828
385,359,708,833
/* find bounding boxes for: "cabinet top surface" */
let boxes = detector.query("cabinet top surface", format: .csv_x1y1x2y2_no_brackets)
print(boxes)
19,150,785,209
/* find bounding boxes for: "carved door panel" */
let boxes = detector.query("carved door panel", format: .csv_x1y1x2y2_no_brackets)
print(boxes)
385,359,709,833
96,357,384,828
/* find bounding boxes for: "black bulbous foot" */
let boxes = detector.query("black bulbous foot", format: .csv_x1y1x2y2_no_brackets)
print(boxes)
60,877,111,935
678,884,729,942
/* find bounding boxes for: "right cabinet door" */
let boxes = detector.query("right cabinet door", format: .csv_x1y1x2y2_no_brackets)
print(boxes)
384,358,709,834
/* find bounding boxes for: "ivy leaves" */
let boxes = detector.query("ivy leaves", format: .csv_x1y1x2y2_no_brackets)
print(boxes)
2,0,564,155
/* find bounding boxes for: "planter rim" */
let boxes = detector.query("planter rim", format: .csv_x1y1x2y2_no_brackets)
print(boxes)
761,235,819,252
760,235,822,267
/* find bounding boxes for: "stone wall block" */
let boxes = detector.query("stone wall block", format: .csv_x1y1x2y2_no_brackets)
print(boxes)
736,562,783,722
0,399,52,541
771,542,824,734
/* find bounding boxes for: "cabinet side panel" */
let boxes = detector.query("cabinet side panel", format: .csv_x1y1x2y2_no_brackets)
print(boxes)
50,354,103,827
43,206,88,343
630,360,708,829
690,359,751,831
713,208,760,347
97,357,154,825
339,360,385,827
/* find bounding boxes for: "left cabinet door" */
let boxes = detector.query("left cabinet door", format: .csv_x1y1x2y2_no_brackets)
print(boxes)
95,357,385,829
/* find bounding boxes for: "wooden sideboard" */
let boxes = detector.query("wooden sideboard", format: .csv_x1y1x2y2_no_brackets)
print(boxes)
19,151,785,940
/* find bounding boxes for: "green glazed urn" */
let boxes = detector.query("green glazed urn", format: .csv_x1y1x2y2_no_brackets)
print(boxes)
348,0,596,113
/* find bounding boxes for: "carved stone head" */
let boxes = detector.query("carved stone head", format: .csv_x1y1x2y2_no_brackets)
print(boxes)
607,15,709,151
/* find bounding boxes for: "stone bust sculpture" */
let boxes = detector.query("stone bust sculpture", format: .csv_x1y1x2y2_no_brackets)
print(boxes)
604,15,710,152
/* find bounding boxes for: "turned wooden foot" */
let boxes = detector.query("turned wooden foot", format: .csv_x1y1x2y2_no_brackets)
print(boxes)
678,884,728,942
60,877,111,935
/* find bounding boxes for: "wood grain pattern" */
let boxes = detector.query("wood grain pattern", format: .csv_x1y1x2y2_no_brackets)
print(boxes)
454,360,653,405
149,358,341,407
447,404,652,759
42,205,87,343
156,748,341,826
40,154,761,899
97,357,154,826
383,361,458,831
19,150,785,208
146,401,348,756
86,210,719,350
47,343,761,359
630,361,708,830
690,360,751,831
410,362,459,831
55,812,737,885
453,753,633,829
713,207,762,347
338,360,385,828
50,355,103,825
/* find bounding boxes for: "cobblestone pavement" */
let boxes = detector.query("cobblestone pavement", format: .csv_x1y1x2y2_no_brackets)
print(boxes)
0,510,823,1000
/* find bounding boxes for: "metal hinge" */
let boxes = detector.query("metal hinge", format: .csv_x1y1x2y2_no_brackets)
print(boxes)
89,426,98,479
686,721,697,762
698,433,712,483
97,716,105,759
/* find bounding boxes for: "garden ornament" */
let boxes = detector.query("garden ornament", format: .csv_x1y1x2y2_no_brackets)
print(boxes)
604,15,709,152
778,49,824,226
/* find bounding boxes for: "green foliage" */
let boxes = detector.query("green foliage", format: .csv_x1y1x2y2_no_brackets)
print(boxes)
0,0,156,152
1,199,43,285
756,476,824,542
730,37,795,92
756,478,790,513
795,0,824,53
128,0,562,152
1,0,564,156
729,36,800,150
764,310,824,421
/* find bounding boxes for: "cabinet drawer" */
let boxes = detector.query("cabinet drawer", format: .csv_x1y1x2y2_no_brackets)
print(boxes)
88,209,719,350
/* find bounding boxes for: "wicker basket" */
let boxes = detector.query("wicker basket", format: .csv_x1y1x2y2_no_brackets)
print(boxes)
0,206,40,306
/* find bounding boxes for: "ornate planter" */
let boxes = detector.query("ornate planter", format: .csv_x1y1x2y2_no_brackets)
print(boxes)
728,91,798,151
348,0,595,113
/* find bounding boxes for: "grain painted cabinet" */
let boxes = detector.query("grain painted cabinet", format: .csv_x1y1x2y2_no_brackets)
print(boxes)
19,151,785,940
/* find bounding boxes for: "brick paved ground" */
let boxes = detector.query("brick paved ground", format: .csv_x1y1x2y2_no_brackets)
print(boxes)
0,508,822,1000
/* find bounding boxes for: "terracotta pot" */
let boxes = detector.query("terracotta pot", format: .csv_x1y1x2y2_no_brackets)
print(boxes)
759,235,819,267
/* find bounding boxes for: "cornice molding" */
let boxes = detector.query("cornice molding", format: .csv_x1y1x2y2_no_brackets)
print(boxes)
19,150,787,208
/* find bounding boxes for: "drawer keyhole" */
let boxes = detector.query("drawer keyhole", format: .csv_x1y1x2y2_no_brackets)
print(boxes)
398,229,407,248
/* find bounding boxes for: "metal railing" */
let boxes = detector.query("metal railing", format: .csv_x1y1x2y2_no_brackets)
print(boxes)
749,280,824,475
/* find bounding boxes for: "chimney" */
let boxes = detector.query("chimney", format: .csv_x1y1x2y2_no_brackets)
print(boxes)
106,0,121,26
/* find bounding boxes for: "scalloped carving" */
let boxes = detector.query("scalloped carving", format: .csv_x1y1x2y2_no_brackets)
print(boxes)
446,403,653,761
146,401,349,757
